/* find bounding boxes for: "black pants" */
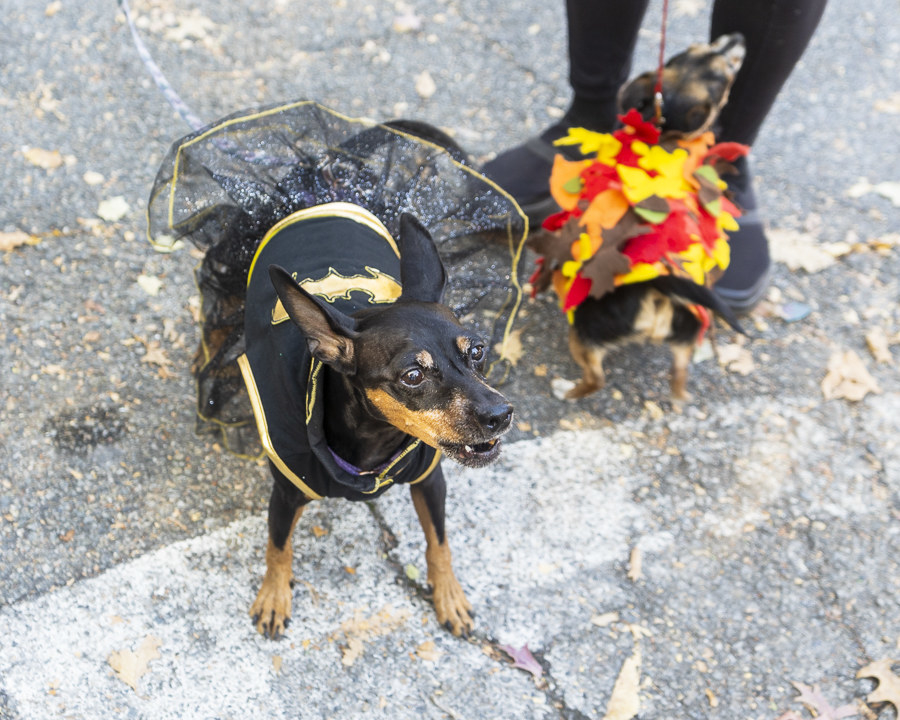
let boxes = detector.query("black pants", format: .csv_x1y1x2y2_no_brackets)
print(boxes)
565,0,827,145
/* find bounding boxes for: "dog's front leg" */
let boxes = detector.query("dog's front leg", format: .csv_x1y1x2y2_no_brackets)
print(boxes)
410,466,474,637
250,466,312,639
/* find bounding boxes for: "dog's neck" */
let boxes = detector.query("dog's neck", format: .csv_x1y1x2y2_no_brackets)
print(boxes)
321,366,411,472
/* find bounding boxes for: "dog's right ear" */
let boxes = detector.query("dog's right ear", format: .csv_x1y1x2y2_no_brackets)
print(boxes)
268,265,358,375
397,214,446,304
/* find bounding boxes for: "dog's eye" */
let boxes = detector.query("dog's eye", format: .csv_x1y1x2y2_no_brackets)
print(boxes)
469,344,485,365
400,368,425,387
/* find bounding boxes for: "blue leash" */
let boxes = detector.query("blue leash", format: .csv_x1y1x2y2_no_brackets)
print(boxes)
118,0,206,132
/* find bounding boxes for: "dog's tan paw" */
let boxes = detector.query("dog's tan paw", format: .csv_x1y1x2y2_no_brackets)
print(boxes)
249,574,293,640
431,573,474,637
565,380,601,399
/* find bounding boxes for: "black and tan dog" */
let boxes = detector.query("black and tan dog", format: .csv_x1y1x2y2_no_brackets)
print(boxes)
238,205,512,639
533,33,747,401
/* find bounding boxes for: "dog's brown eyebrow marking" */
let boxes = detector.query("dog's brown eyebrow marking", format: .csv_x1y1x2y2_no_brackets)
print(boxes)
416,350,435,369
455,336,470,356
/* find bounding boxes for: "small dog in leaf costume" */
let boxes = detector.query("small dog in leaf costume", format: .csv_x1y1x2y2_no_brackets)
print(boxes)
530,33,748,400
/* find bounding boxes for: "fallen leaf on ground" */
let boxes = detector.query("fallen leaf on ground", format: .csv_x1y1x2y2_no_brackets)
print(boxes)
603,645,641,720
140,341,172,368
498,327,524,366
0,230,40,252
769,228,836,273
821,350,880,401
500,644,544,682
857,658,900,713
108,635,162,692
865,327,894,364
415,640,441,662
873,181,900,207
24,147,63,170
136,274,162,295
591,611,620,627
336,605,410,667
414,70,437,99
717,342,755,375
627,547,643,582
791,681,857,719
311,525,328,538
97,196,131,222
272,655,283,673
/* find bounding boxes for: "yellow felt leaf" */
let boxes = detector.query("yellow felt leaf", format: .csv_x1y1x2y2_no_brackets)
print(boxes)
555,128,621,161
108,635,162,692
617,262,662,286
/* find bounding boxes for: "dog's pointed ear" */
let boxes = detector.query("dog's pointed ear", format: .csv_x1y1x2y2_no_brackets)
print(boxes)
397,214,446,304
268,265,357,374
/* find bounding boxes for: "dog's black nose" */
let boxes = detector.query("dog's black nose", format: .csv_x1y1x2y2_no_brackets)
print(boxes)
477,403,513,433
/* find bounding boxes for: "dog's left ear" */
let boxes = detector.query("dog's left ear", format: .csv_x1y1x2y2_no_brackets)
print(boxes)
397,213,446,304
268,265,358,375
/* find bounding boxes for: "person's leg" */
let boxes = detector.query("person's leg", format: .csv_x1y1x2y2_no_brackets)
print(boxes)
710,0,828,310
482,0,648,221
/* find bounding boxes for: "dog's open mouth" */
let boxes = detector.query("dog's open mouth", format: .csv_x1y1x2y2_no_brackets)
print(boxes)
441,437,502,467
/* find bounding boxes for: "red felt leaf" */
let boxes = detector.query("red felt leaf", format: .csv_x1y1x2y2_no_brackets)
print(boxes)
500,644,544,681
563,273,592,311
580,162,620,201
706,141,749,163
542,210,572,232
617,109,661,145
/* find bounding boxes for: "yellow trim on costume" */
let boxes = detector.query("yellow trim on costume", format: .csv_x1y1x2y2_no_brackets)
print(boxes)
305,358,323,425
246,202,399,289
237,353,323,500
409,448,442,486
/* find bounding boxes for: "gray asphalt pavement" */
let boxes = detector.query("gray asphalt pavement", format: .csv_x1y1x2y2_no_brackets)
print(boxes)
1,0,899,718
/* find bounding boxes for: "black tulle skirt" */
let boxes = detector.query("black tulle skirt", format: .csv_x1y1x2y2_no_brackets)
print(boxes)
147,100,528,456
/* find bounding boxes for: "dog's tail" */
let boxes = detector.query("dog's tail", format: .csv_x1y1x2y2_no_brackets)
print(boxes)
647,276,745,335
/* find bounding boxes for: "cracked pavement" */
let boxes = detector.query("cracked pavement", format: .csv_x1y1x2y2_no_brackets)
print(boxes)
1,0,899,718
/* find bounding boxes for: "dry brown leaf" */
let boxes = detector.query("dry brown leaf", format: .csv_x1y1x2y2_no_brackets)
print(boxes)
24,147,63,170
717,342,755,376
498,327,524,367
865,327,894,364
141,342,172,368
603,645,641,720
415,640,441,662
272,655,283,673
0,230,40,252
108,635,162,692
769,228,836,273
337,605,410,667
821,350,880,401
791,681,857,719
414,70,437,99
627,547,643,582
311,525,328,538
857,658,900,712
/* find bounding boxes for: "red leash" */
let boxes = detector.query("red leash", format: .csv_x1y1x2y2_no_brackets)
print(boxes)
653,0,669,125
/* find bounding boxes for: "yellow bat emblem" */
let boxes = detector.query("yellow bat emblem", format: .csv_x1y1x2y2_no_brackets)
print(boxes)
272,266,401,324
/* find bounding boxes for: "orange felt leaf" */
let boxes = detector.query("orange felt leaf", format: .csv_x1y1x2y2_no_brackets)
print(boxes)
581,189,630,240
549,156,593,211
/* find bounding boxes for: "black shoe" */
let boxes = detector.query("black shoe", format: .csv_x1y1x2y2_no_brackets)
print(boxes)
714,156,772,314
481,123,588,227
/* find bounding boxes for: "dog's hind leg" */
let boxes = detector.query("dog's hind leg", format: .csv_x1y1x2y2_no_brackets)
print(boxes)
250,465,313,639
566,328,608,399
669,342,694,402
410,467,474,637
